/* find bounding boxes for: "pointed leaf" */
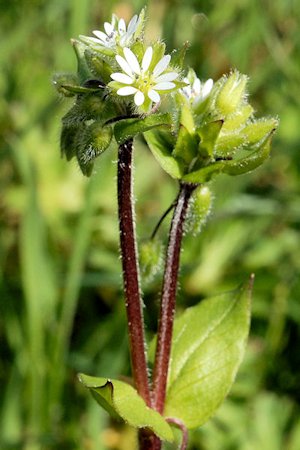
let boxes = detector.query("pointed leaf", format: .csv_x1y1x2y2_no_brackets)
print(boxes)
114,113,172,144
172,125,198,166
144,129,184,179
78,375,174,442
197,120,223,157
164,280,252,429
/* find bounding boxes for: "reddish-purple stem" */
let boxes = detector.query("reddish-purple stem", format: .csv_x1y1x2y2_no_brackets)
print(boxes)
153,183,197,414
118,139,152,407
166,417,189,450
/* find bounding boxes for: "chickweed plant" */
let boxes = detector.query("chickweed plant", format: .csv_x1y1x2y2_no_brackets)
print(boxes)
53,8,278,450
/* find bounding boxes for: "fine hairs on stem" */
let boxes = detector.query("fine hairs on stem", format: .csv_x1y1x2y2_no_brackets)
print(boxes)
153,183,197,414
118,140,196,449
117,139,152,407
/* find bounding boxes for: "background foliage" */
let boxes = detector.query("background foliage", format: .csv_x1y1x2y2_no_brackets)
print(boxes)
1,0,300,449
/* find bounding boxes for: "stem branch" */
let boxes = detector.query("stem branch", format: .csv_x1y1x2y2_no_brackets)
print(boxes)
153,183,197,414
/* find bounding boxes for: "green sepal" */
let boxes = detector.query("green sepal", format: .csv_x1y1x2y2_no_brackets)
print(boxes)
221,104,254,132
180,102,195,134
78,36,115,57
185,185,212,235
164,279,253,429
222,130,274,176
85,122,113,154
216,118,278,156
78,374,174,442
114,113,172,144
171,41,190,69
59,84,104,95
214,132,246,156
197,120,223,158
71,39,92,84
130,40,146,63
149,41,166,71
76,123,113,177
144,129,184,179
241,118,279,147
60,123,83,161
215,71,248,117
134,7,146,40
52,73,79,97
84,50,113,84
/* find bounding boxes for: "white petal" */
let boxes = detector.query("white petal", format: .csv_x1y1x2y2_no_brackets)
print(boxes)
155,72,178,82
110,73,134,84
193,78,201,94
116,55,133,76
118,18,126,33
202,78,214,97
148,89,160,103
134,90,145,106
81,36,106,44
117,86,138,96
153,81,176,91
127,15,138,34
92,30,108,42
153,55,171,77
124,47,141,75
119,34,129,46
104,22,114,35
142,47,153,72
111,14,118,28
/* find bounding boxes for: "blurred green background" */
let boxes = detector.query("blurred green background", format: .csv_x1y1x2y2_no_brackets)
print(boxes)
1,0,300,449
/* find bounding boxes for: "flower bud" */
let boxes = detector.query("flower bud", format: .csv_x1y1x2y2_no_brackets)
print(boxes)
60,123,82,161
84,50,113,84
78,94,106,119
185,186,212,235
215,71,248,117
76,122,113,176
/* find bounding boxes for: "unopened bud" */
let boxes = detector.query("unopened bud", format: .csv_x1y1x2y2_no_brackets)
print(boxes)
215,71,248,117
76,122,113,176
185,186,212,235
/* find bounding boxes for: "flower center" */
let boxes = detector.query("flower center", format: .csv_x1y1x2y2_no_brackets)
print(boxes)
136,73,155,93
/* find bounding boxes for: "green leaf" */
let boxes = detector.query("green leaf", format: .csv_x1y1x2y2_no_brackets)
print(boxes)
164,279,252,429
172,125,198,166
182,160,225,183
144,129,184,179
78,374,174,442
114,113,171,144
197,120,223,157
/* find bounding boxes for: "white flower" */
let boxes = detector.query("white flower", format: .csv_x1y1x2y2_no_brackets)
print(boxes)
80,14,140,49
182,76,213,106
110,46,179,107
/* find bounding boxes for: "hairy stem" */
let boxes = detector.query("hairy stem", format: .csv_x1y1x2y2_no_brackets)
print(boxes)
118,139,152,407
153,183,197,414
